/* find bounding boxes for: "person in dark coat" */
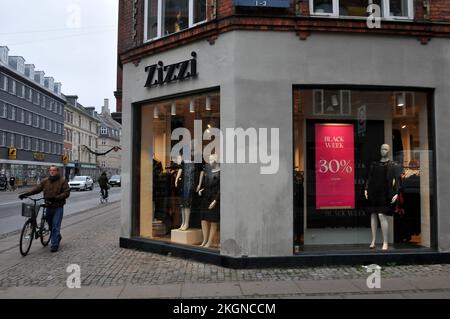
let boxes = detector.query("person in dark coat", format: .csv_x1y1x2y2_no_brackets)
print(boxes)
98,172,109,200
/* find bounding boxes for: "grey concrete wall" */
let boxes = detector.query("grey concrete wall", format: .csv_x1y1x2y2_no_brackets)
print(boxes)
121,30,450,255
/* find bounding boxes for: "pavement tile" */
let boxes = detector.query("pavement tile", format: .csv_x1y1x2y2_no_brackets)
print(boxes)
350,277,416,292
343,293,404,299
181,282,242,298
402,291,450,299
295,279,360,294
0,286,65,299
406,276,450,290
240,280,300,296
119,284,182,299
57,286,124,299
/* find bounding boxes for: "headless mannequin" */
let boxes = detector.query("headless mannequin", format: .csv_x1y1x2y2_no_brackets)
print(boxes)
365,144,398,250
197,154,220,248
175,155,191,231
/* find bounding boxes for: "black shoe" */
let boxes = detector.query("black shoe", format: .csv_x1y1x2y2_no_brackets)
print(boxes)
50,246,58,253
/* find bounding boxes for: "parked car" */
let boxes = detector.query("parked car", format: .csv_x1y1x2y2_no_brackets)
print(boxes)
69,176,94,191
108,175,121,187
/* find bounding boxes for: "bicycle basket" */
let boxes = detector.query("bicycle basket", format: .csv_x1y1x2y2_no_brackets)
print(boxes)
21,202,38,218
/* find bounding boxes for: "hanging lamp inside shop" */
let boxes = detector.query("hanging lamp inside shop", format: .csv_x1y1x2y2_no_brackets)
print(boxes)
171,102,176,116
153,106,159,119
331,94,339,107
397,93,405,107
190,99,195,113
205,96,211,111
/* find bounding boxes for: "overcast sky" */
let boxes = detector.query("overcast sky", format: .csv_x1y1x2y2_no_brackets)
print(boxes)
0,0,118,113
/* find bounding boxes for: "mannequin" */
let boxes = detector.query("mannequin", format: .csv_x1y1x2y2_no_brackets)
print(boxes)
365,144,399,250
197,154,220,248
175,142,200,231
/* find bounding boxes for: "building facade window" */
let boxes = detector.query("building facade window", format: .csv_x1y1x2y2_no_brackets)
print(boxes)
100,127,108,135
0,74,5,91
19,135,24,150
293,88,433,251
138,92,221,250
310,0,413,19
145,0,208,42
0,102,6,118
0,131,6,146
9,105,16,121
10,133,15,148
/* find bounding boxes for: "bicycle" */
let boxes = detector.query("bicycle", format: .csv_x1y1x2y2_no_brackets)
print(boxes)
19,196,52,256
99,190,108,204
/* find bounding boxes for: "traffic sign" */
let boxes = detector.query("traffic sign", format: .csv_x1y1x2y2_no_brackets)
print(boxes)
8,148,17,159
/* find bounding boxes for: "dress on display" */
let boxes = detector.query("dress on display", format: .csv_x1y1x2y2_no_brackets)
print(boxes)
365,160,400,215
201,163,220,223
179,161,201,208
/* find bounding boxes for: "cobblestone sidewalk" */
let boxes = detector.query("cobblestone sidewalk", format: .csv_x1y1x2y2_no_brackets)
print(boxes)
1,202,449,298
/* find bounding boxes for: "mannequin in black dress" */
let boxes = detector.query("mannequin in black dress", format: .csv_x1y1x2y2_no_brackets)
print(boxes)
196,154,220,248
365,144,399,250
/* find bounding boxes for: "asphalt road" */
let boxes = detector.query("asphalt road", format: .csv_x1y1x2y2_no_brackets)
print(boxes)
0,186,121,236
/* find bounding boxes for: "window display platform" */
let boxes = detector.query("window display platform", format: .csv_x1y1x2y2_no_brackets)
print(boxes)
120,237,450,269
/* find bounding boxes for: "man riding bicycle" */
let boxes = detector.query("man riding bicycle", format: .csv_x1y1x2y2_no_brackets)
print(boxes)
19,166,70,252
98,172,109,200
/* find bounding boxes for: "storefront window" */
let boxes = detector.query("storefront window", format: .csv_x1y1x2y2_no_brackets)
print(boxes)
293,88,434,252
139,93,221,250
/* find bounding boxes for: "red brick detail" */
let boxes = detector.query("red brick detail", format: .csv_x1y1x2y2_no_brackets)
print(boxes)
417,36,431,45
207,34,219,45
296,30,310,40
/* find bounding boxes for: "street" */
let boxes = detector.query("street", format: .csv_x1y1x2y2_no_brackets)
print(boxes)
0,186,121,236
0,200,449,299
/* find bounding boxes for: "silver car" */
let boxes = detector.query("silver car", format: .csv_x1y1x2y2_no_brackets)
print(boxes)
68,176,94,191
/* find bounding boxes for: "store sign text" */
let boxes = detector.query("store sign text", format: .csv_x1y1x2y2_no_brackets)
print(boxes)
144,52,197,89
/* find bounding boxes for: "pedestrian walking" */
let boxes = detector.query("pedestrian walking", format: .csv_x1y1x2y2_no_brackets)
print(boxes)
19,166,70,252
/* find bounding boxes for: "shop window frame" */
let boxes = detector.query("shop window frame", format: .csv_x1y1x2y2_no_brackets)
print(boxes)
309,0,414,20
292,84,438,251
144,0,208,43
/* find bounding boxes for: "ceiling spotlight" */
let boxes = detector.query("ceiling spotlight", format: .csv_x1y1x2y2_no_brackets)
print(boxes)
153,107,159,119
402,125,407,129
206,96,211,111
190,99,195,113
331,94,339,107
171,102,176,116
397,93,405,107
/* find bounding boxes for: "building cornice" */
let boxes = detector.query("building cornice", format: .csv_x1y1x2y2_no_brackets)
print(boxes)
120,16,450,64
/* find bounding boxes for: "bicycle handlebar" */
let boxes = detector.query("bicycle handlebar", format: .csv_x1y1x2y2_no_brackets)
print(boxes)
22,196,44,203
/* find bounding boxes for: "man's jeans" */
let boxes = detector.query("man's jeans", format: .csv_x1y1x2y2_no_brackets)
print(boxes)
101,188,108,199
47,207,64,248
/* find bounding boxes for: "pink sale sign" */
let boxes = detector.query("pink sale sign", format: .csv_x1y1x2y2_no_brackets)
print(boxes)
315,123,355,210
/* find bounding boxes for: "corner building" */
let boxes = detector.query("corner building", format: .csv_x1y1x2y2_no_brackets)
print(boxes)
116,0,450,267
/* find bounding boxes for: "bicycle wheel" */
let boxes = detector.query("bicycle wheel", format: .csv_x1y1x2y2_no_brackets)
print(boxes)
19,219,34,256
39,216,51,247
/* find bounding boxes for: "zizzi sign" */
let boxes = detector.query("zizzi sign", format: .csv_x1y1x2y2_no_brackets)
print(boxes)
144,52,197,89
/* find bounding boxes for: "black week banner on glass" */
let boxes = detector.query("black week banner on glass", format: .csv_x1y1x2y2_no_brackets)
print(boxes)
306,120,385,229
